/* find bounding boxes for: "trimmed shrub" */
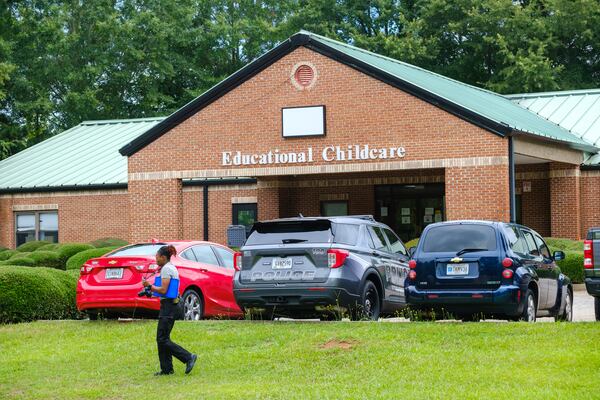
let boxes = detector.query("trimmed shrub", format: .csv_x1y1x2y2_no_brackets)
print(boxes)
27,251,63,269
10,251,32,259
89,237,128,248
544,237,583,252
0,257,36,266
66,246,119,270
0,266,79,323
57,243,94,265
405,238,419,250
36,243,60,252
0,250,17,261
556,250,585,284
16,240,52,252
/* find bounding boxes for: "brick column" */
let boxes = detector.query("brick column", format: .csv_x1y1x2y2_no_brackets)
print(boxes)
445,165,510,222
0,197,14,248
128,178,183,243
257,185,280,221
549,163,581,240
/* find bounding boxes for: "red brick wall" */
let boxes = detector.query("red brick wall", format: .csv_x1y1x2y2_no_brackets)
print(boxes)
516,163,550,237
128,179,183,243
580,173,600,238
445,165,510,221
549,162,581,240
0,191,129,249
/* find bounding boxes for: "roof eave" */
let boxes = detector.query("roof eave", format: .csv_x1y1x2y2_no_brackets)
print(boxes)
0,183,128,195
511,129,599,153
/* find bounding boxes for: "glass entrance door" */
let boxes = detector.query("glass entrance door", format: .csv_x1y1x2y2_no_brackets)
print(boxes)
375,184,445,241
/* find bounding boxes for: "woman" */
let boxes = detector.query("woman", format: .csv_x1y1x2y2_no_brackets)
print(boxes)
142,245,197,376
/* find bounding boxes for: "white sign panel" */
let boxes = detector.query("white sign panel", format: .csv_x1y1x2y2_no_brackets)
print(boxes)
282,106,325,137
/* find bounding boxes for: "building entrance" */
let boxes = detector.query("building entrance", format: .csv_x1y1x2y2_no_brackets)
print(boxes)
375,183,445,241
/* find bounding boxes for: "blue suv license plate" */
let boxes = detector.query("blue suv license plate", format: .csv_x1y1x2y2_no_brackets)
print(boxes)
446,264,469,275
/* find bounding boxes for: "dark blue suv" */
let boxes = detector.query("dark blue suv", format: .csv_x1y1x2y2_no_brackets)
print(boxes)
406,221,573,322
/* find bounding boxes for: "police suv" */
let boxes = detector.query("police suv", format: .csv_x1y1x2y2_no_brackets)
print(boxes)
232,216,410,320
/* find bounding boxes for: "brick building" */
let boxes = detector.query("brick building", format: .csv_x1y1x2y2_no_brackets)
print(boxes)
1,31,599,248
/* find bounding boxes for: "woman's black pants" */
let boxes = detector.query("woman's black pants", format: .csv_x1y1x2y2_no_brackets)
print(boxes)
157,298,192,373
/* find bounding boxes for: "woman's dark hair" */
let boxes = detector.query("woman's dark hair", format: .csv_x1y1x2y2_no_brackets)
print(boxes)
157,245,177,260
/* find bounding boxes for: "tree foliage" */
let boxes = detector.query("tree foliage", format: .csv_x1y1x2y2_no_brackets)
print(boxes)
1,0,599,160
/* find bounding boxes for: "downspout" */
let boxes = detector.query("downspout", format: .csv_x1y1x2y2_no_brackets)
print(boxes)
203,184,209,241
508,134,516,223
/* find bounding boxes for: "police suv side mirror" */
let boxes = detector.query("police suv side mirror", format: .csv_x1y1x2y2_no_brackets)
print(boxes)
553,251,565,261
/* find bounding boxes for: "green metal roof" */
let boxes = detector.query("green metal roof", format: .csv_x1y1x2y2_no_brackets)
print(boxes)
0,117,164,191
507,89,600,164
304,31,597,151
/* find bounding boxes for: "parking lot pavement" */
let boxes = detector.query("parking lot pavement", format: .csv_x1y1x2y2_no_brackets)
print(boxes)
571,284,595,322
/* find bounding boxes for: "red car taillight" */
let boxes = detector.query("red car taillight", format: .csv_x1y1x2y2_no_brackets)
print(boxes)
584,240,593,269
408,270,417,280
233,252,243,271
502,257,513,268
408,260,417,269
327,249,349,268
134,263,159,272
502,269,514,279
80,263,94,275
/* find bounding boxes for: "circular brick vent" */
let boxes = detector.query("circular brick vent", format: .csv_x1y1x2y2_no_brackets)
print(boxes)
294,65,315,87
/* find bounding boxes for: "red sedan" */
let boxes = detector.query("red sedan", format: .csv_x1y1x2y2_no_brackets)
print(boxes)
76,241,243,320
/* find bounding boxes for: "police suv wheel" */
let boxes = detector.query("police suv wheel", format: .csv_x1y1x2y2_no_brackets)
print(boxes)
350,281,380,321
182,289,203,321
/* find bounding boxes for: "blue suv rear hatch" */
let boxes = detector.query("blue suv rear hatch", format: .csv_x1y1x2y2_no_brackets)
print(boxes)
415,222,503,290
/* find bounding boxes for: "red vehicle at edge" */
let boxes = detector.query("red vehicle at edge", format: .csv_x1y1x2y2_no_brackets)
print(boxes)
76,240,243,320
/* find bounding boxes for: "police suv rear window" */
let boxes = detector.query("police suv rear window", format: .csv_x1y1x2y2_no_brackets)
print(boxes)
245,220,359,246
422,225,497,253
245,220,333,245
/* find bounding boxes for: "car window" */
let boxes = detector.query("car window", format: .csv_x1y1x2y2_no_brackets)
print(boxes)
521,230,540,257
245,220,333,245
368,226,389,252
213,246,234,269
383,228,407,256
180,248,197,262
192,245,219,266
502,225,528,256
332,223,359,246
108,244,167,257
421,224,497,253
533,234,551,259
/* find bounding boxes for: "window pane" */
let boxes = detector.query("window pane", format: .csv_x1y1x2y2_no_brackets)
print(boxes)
16,232,35,247
180,249,197,262
245,220,333,245
332,223,359,245
321,201,348,217
533,234,551,259
522,231,539,257
422,224,497,253
383,229,407,255
213,246,234,269
109,244,167,256
192,245,219,266
39,212,58,230
502,225,528,256
368,226,389,252
16,214,35,231
39,231,58,243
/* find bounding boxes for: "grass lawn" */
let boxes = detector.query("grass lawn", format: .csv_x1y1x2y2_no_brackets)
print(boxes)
1,320,599,399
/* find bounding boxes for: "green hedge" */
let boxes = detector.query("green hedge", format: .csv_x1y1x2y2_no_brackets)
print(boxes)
9,251,32,259
405,238,419,250
0,250,17,261
36,243,60,252
16,240,52,252
27,251,62,269
556,250,585,284
545,237,583,252
66,246,119,270
57,243,94,265
89,237,128,248
0,266,80,323
0,257,36,266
